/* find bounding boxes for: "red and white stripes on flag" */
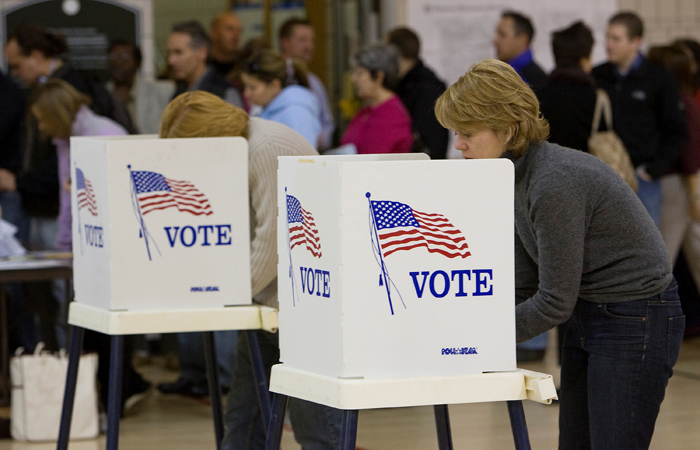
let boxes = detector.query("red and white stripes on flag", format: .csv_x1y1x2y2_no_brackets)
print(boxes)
131,170,213,216
370,200,471,259
76,168,97,216
287,195,321,257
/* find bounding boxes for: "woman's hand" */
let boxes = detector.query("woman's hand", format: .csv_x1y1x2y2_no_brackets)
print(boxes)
636,166,653,182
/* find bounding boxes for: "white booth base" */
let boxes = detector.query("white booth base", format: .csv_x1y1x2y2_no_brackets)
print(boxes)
68,302,278,334
269,365,557,410
61,302,279,450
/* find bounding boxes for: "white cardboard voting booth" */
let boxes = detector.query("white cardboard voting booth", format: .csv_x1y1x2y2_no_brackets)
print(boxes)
278,155,516,379
70,136,251,311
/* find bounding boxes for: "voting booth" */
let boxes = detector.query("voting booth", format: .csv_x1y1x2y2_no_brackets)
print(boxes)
70,135,251,311
277,154,516,379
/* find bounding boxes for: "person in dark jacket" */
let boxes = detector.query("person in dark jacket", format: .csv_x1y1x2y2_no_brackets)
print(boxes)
0,71,27,229
3,22,121,219
168,20,243,108
0,71,35,355
494,10,549,361
592,11,688,226
539,22,599,363
0,72,25,177
539,21,597,153
387,27,448,159
3,24,84,353
493,10,547,92
208,12,243,78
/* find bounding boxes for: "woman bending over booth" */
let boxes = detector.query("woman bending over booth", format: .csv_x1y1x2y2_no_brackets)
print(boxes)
160,91,342,450
434,59,683,450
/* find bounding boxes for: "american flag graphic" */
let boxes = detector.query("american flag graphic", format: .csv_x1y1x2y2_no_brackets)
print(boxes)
76,168,97,216
287,195,321,257
131,170,212,216
370,200,471,258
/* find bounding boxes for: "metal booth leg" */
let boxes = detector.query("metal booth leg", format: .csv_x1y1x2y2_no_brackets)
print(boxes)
106,335,125,450
56,326,85,450
264,393,289,450
340,409,359,450
433,404,454,450
246,330,272,433
203,331,224,449
507,400,532,450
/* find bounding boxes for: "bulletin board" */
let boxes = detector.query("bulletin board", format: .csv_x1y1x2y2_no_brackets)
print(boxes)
406,0,618,86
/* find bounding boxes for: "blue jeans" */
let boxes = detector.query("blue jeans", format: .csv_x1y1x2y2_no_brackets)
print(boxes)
177,330,238,388
559,280,685,450
636,175,662,227
221,330,343,450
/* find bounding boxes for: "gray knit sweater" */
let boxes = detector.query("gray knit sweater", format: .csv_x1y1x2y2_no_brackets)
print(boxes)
507,141,672,343
247,117,318,308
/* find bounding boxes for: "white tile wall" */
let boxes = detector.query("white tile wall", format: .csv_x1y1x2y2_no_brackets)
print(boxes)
619,0,700,44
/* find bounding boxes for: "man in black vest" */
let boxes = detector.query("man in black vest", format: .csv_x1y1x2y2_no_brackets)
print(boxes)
167,20,242,107
387,27,448,159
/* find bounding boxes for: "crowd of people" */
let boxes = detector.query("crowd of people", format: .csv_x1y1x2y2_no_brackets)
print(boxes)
1,6,698,450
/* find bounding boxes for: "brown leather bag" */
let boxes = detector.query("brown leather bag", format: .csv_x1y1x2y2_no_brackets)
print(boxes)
587,89,639,191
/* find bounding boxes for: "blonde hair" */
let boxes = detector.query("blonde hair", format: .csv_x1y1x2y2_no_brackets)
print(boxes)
160,91,249,139
30,78,91,138
435,59,549,155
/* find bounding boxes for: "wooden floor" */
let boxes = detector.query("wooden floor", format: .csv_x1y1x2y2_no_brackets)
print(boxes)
1,334,699,450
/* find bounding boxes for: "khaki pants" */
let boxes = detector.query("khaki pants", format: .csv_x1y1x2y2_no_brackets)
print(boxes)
660,173,700,288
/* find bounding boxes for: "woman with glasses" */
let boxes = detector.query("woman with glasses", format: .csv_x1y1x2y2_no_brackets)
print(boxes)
435,59,683,450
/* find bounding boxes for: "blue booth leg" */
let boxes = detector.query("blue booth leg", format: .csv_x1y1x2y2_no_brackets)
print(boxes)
56,326,85,450
106,335,125,450
433,404,454,450
246,330,271,433
507,400,532,450
340,409,359,450
264,393,289,450
203,331,224,449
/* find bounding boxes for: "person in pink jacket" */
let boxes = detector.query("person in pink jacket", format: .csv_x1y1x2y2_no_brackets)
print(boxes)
341,44,413,154
29,78,127,251
29,78,151,419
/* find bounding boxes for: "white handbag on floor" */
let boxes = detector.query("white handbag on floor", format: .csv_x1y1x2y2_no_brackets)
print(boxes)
10,343,99,441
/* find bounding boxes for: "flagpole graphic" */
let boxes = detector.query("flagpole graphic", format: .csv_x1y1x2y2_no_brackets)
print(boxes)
75,165,99,256
75,163,83,256
285,187,300,306
129,165,153,260
286,191,322,306
367,192,404,315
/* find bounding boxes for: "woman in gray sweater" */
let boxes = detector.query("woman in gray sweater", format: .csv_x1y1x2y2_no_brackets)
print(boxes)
435,59,684,450
160,91,342,450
